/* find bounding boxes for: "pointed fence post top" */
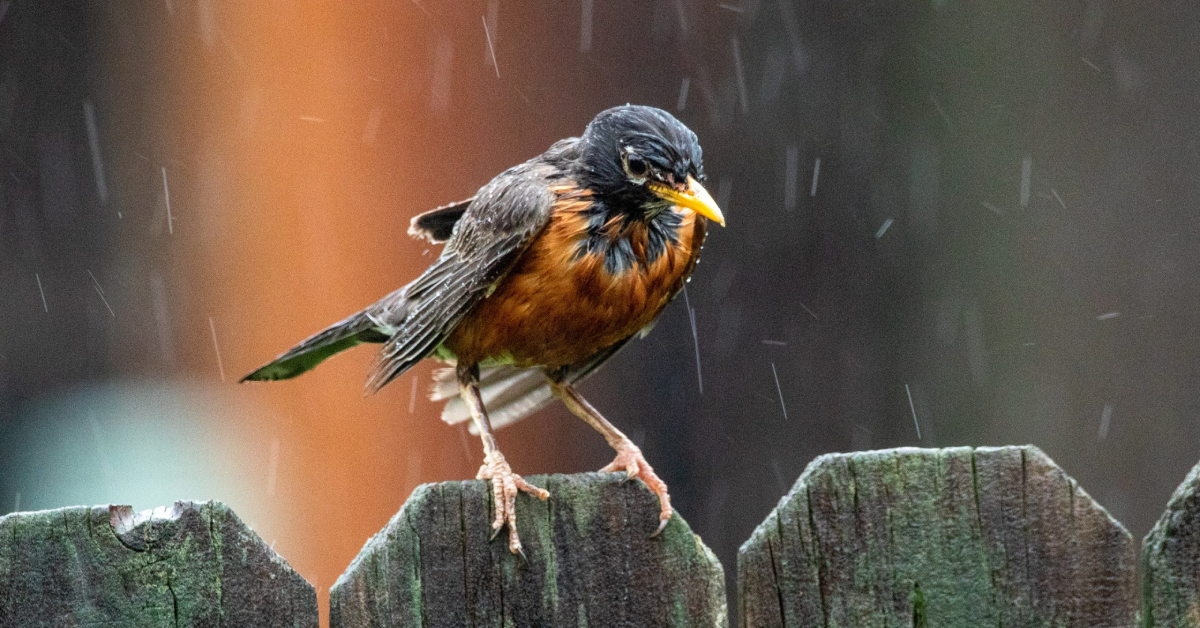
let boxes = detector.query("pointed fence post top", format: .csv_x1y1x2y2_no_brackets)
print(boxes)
738,445,1136,628
1144,458,1200,627
0,500,318,627
331,472,727,628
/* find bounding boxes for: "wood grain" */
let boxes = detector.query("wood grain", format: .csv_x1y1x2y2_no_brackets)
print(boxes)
737,446,1136,628
330,472,726,628
1144,460,1200,627
0,500,316,627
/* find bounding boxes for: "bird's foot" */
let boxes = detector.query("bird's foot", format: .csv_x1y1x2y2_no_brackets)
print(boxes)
476,450,550,555
601,440,673,536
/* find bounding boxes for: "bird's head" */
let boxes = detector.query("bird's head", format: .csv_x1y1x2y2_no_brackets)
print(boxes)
579,105,725,227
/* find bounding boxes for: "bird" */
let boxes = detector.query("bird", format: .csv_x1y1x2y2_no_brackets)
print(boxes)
241,104,724,555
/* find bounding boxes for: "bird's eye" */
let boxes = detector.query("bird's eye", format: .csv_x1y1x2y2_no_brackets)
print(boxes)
624,153,648,178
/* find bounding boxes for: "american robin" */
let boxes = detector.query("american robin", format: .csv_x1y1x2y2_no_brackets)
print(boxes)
243,105,724,554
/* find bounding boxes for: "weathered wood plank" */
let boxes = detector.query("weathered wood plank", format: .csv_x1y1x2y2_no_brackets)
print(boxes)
330,472,726,628
737,446,1135,628
0,500,317,628
1144,460,1200,627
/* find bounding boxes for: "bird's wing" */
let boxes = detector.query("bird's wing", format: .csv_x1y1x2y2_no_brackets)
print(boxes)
431,208,705,427
364,163,558,392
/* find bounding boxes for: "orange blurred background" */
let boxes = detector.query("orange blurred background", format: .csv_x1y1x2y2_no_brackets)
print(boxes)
115,1,740,622
162,1,623,619
2,4,740,623
11,0,1200,625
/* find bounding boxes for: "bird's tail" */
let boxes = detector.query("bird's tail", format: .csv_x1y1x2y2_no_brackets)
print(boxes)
431,364,555,432
241,311,389,382
428,338,632,433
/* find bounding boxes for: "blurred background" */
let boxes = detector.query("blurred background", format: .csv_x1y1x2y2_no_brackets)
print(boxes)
3,0,1199,623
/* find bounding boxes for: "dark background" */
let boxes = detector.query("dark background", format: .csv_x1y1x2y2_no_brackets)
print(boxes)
3,0,1198,622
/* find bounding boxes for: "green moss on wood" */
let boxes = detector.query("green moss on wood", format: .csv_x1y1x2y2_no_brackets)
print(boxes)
330,472,726,628
1143,461,1200,627
0,500,316,627
737,446,1135,628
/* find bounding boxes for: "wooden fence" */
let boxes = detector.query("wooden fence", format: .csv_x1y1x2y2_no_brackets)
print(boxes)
2,445,1198,627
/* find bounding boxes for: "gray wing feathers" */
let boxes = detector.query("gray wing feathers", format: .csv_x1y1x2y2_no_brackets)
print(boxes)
364,163,556,392
364,260,485,391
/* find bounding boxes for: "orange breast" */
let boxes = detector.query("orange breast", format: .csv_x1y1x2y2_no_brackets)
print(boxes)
445,188,705,368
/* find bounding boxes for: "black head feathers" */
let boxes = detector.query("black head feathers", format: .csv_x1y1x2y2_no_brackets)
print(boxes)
577,105,705,205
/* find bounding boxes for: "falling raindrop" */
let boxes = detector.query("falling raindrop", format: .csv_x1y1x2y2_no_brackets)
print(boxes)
1098,405,1113,440
1019,157,1032,207
482,16,499,78
87,269,115,318
162,166,173,234
82,100,108,205
208,316,226,381
676,77,690,112
905,383,921,439
810,157,821,197
35,273,47,312
875,218,894,239
731,37,749,114
683,286,703,395
771,362,787,420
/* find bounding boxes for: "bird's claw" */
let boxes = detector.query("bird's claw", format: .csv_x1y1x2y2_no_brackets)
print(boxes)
476,450,549,554
601,440,673,536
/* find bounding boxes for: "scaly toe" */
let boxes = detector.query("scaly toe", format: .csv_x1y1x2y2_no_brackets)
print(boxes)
623,465,639,482
601,443,675,536
477,451,540,554
599,450,640,481
513,476,550,500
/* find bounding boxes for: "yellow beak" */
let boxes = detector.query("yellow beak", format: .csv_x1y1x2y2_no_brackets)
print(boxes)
649,176,726,227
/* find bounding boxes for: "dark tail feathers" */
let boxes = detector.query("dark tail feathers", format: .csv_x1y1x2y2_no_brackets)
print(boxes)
241,311,388,382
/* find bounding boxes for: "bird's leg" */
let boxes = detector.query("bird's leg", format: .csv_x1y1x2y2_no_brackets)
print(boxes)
546,372,673,536
458,364,549,555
